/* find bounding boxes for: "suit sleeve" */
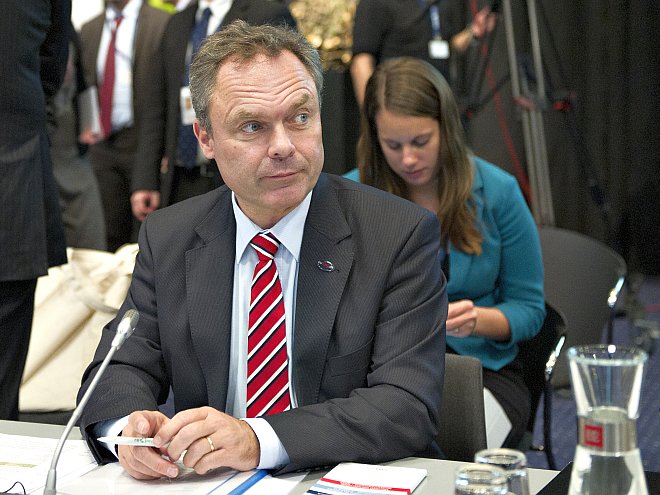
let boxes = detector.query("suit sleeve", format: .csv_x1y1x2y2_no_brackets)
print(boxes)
41,0,71,98
265,211,447,473
131,21,170,193
77,219,169,462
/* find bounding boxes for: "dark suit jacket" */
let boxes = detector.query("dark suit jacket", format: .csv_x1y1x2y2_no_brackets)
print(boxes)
131,0,297,207
78,174,447,473
0,0,69,281
79,2,170,149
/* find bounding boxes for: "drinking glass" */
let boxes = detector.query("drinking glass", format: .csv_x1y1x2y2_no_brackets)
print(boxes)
454,464,509,494
474,448,529,495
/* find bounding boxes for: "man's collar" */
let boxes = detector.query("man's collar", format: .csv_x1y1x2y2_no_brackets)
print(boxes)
233,191,313,263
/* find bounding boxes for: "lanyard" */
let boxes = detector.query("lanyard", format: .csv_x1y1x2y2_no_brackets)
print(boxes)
418,0,442,39
429,3,442,39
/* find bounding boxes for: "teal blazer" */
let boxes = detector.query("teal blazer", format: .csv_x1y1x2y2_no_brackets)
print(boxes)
344,156,545,370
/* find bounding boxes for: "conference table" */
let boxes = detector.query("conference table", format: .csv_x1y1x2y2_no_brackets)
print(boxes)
1,420,559,494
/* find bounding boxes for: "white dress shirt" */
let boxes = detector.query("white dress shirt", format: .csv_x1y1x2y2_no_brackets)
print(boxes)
96,0,141,132
228,191,311,468
199,0,233,35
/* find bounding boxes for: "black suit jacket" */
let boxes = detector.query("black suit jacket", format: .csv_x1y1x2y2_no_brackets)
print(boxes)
131,0,297,207
79,174,447,473
0,0,69,281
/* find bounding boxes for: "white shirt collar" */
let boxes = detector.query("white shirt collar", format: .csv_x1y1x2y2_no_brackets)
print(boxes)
233,191,313,264
198,0,232,18
106,0,142,21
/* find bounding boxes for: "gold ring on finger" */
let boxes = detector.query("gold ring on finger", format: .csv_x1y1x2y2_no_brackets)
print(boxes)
206,436,215,453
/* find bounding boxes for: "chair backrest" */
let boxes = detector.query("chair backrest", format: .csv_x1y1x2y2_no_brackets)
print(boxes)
518,302,567,433
538,226,626,386
437,353,487,461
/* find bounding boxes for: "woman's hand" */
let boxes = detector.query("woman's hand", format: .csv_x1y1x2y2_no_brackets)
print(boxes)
446,300,478,337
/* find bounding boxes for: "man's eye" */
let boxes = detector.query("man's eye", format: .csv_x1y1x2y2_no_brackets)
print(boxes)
293,113,309,124
242,122,261,133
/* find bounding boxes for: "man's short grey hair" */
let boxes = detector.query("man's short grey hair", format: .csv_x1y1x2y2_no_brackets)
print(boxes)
189,20,324,133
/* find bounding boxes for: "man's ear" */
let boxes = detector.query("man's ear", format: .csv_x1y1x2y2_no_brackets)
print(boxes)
194,120,215,159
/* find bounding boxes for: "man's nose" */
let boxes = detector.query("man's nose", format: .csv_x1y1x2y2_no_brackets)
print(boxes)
268,124,295,160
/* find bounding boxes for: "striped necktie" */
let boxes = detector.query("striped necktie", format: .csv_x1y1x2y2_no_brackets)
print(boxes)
246,232,291,417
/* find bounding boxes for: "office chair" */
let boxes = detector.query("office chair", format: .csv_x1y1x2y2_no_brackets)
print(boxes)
518,302,567,470
437,353,487,461
538,226,626,387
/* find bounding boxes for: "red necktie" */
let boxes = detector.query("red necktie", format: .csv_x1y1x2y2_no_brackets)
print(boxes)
99,15,123,138
246,233,291,417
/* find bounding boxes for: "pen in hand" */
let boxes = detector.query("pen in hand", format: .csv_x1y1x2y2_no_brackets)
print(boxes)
97,436,170,448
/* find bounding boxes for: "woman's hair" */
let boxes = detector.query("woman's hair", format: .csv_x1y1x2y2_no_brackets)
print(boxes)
357,57,482,254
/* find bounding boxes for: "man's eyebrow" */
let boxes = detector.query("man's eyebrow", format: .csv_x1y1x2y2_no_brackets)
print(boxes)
229,95,316,122
290,93,312,110
230,109,261,123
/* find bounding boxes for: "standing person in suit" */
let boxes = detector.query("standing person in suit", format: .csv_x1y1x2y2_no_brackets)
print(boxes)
79,0,170,252
130,0,297,223
347,57,545,448
50,25,107,251
78,21,447,478
0,0,70,420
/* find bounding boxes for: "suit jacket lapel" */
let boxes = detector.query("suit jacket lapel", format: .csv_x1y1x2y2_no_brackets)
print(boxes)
186,189,236,410
294,174,353,406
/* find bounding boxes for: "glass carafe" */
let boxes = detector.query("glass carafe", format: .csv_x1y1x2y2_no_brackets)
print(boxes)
567,345,648,495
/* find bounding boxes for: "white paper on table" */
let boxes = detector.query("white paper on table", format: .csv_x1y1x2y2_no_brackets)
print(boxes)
305,462,427,495
243,471,307,494
60,462,279,495
0,433,97,495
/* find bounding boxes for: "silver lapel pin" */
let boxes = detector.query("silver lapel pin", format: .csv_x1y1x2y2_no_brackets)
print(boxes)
317,260,335,272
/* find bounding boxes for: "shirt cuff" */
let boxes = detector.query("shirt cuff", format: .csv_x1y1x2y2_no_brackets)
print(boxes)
93,416,130,459
241,417,289,470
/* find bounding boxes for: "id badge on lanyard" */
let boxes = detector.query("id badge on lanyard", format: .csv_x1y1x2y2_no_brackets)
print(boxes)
427,3,449,59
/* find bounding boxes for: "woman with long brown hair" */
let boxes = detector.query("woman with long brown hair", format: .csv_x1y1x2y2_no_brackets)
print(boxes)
346,57,545,448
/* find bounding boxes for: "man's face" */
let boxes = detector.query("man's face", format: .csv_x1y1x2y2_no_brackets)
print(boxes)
195,51,324,229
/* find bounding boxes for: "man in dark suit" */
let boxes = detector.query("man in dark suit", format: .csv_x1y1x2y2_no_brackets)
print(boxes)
79,0,170,252
130,0,296,222
78,21,447,478
0,0,70,420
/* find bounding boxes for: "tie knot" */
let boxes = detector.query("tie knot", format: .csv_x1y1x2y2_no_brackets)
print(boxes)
250,232,280,260
199,7,212,23
112,14,123,29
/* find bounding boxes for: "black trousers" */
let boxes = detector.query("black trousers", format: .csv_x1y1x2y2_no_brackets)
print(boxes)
89,128,140,252
0,279,37,420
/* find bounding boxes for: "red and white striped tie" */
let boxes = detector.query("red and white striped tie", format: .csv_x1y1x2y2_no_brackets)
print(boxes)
246,232,291,417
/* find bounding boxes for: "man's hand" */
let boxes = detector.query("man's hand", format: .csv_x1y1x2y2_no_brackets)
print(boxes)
117,410,176,480
154,406,260,475
471,7,497,40
446,300,478,337
79,128,103,145
131,190,161,221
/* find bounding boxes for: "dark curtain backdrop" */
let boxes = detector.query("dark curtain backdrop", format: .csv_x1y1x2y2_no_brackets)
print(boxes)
456,0,660,275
